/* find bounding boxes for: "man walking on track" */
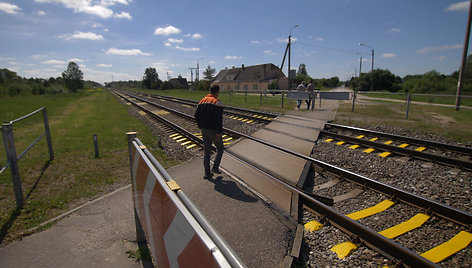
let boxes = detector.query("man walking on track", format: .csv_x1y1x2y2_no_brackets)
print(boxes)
194,85,224,179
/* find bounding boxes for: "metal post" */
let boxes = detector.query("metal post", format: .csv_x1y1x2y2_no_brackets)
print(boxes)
455,0,472,110
93,134,99,158
260,92,262,105
319,92,322,108
281,91,284,108
245,89,247,103
229,90,232,104
126,132,146,245
42,108,54,161
2,123,24,208
406,93,411,119
351,90,357,112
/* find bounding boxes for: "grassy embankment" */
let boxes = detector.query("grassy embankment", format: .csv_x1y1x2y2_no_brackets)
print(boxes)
0,89,177,245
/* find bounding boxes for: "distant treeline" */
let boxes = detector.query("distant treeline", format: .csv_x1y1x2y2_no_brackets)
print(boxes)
348,55,472,94
0,68,101,97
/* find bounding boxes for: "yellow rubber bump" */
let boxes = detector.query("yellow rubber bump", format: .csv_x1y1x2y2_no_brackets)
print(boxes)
304,220,323,232
169,133,179,138
181,141,192,146
172,135,183,140
384,140,393,145
223,142,231,145
247,120,254,123
325,139,334,142
370,137,378,141
186,144,198,149
126,102,131,105
379,213,430,239
262,116,269,119
398,143,409,148
349,145,360,149
237,117,243,121
356,135,365,139
364,148,375,153
176,138,187,142
416,147,427,152
138,111,147,115
330,242,358,259
154,110,170,115
336,141,345,145
420,231,472,263
379,152,391,158
347,200,394,220
223,137,233,142
242,119,249,122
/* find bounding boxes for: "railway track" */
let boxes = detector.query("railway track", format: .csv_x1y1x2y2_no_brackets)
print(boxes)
321,123,472,171
113,89,471,267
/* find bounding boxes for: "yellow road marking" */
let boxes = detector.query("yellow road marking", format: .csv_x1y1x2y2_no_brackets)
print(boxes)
420,231,472,263
379,213,430,239
346,200,394,220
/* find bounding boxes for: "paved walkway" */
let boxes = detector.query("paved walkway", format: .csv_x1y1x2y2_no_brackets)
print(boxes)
0,98,340,268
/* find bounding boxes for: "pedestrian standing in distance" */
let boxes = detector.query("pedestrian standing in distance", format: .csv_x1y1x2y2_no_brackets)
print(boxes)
306,80,314,110
194,85,224,179
296,81,306,109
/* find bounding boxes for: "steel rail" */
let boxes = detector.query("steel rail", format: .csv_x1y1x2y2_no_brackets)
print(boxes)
320,130,472,170
117,91,447,266
120,91,471,226
326,123,472,155
131,91,277,123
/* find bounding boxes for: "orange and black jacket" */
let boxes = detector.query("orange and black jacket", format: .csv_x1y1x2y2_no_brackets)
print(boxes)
194,94,223,134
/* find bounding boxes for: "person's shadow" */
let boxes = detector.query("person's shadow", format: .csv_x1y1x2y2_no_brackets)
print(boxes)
205,176,258,203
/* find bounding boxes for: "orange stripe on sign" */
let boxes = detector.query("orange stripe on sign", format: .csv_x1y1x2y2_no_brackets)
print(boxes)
178,234,221,268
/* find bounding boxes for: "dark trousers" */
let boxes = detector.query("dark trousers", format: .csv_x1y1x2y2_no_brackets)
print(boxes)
202,128,224,175
305,99,311,109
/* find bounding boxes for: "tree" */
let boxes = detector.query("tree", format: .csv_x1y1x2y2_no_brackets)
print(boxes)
143,67,159,89
62,62,83,92
203,65,216,81
350,69,400,92
297,64,307,76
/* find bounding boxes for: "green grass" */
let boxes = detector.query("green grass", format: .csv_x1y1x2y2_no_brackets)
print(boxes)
336,99,472,143
0,89,178,244
362,92,472,107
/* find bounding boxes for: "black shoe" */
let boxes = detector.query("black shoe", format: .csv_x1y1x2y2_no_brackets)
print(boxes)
211,168,221,174
204,173,213,179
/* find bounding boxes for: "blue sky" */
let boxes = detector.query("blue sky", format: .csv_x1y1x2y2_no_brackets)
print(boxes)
0,0,470,84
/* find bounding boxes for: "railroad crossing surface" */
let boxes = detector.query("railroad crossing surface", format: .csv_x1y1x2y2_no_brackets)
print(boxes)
0,99,340,268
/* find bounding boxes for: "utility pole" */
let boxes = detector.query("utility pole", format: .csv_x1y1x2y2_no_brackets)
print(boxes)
456,0,472,110
189,67,197,88
359,43,374,91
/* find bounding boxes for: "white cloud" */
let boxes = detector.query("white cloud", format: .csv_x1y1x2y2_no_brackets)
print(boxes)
37,10,46,16
34,0,132,19
42,59,66,64
164,42,172,47
446,1,469,12
114,11,131,19
225,55,242,60
434,56,446,61
175,45,199,52
60,31,104,41
417,44,462,53
68,58,84,62
0,2,22,14
277,37,297,43
388,28,401,33
251,40,261,44
381,53,396,58
105,47,152,56
97,63,112,67
191,33,202,39
168,38,183,43
154,25,181,36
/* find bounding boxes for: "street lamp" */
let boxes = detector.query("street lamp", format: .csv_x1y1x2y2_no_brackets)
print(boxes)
288,24,298,89
359,43,374,91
